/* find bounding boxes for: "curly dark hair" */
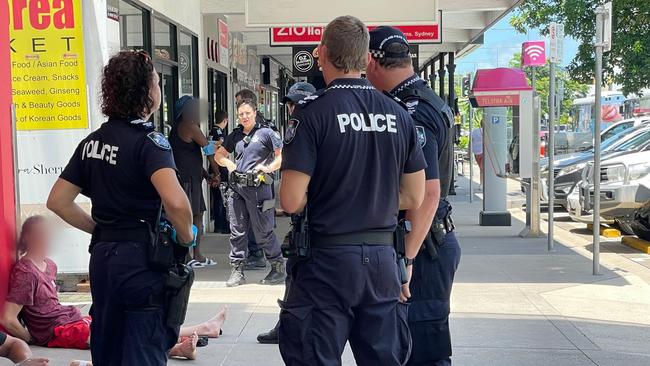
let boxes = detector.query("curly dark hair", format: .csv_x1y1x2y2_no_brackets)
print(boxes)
101,51,156,119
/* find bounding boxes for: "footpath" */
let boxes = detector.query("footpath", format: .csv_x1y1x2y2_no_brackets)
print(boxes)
18,174,650,366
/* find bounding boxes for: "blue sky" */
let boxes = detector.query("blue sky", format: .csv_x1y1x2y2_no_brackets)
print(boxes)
455,14,579,74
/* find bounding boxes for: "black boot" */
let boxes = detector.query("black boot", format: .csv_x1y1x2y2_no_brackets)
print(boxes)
245,249,267,270
257,322,279,344
226,261,246,287
260,259,286,285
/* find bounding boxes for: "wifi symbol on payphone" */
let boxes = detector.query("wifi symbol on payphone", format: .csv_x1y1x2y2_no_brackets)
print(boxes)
524,45,544,60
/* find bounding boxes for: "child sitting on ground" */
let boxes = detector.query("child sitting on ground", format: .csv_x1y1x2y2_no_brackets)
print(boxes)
1,216,227,361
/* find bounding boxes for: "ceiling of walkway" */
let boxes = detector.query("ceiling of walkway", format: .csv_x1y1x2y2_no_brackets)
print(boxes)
201,0,521,70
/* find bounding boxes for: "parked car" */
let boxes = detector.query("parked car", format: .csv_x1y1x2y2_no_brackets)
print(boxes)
572,150,650,234
534,125,650,208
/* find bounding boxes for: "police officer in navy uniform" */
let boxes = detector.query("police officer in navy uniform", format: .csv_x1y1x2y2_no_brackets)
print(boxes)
234,89,273,269
279,16,427,365
256,81,316,345
47,51,195,365
366,27,462,366
214,99,286,287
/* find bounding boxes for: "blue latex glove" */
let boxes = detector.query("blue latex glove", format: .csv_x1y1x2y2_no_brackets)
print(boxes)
172,225,198,247
202,142,216,156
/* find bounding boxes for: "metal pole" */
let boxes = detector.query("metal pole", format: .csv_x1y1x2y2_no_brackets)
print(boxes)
469,101,474,203
528,69,536,229
593,7,604,275
548,60,556,251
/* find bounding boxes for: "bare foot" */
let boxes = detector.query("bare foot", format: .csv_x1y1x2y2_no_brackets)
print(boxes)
17,359,49,366
199,306,227,338
69,361,92,366
170,333,198,360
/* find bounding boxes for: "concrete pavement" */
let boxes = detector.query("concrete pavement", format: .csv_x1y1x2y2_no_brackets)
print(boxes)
13,174,650,366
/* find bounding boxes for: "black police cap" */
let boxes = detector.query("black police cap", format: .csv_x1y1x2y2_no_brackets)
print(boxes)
369,26,411,59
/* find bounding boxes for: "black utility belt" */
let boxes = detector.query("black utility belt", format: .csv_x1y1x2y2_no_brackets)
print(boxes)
231,170,273,187
310,231,394,247
92,226,151,244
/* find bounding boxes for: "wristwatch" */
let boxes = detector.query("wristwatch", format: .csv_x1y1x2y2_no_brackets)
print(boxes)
405,257,415,267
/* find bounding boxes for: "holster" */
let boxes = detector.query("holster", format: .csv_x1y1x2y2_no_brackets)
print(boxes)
423,209,455,261
164,264,194,329
281,212,310,259
147,220,176,271
394,219,412,285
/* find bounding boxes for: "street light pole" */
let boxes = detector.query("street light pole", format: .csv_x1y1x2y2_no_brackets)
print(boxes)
548,61,556,251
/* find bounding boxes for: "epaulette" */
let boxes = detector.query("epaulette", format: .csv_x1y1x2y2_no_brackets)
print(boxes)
296,89,326,108
129,118,155,131
383,90,408,111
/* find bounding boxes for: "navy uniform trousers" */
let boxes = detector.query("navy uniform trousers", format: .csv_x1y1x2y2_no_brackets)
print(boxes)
227,183,282,262
407,231,461,366
278,245,411,366
89,241,178,366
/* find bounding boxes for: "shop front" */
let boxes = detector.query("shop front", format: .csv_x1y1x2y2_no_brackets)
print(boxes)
112,0,200,136
204,15,230,127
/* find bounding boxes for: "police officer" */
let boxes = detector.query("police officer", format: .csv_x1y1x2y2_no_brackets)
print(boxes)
256,81,316,345
279,16,427,365
235,89,272,269
366,27,462,366
214,99,286,287
47,51,195,365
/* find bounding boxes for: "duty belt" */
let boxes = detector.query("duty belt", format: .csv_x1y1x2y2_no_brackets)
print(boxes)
92,226,151,244
231,171,273,187
310,231,394,247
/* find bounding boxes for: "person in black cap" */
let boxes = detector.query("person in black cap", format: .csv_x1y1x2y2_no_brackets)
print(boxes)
367,26,461,366
279,16,426,365
255,81,316,345
170,95,218,268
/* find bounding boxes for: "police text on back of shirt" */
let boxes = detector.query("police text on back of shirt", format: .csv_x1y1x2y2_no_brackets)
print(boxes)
337,113,398,133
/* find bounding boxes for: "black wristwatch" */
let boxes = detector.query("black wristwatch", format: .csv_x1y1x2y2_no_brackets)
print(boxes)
405,257,415,267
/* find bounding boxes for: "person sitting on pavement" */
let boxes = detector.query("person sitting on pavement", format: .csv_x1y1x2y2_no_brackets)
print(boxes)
1,216,227,360
0,331,48,365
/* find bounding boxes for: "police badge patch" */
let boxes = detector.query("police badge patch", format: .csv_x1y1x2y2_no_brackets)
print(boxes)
416,126,426,147
284,119,300,144
147,132,171,150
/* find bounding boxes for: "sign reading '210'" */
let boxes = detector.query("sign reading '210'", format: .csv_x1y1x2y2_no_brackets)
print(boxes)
9,0,88,130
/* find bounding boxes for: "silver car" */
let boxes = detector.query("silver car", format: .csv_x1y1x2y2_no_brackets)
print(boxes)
573,150,650,233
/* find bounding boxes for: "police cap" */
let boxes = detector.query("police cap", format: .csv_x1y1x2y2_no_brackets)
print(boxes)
369,26,411,59
282,82,317,104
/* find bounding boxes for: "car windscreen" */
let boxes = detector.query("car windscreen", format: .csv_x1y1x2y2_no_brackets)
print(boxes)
601,128,639,152
612,129,650,152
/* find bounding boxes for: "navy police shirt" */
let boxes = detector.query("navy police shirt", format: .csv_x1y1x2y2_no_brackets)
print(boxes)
60,118,176,229
393,74,452,215
222,124,283,173
281,78,427,235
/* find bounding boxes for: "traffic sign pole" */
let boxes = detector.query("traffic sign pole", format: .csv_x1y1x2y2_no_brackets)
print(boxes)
548,22,562,252
593,5,608,276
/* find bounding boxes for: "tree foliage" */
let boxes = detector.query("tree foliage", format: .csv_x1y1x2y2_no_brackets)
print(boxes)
509,52,589,125
510,0,650,95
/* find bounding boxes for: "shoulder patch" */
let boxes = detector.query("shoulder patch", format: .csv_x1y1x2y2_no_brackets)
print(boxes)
296,89,326,108
273,131,282,141
147,132,171,150
284,118,300,144
416,126,427,147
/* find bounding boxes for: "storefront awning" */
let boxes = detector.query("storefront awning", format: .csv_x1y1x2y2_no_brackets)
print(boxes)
201,0,522,71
